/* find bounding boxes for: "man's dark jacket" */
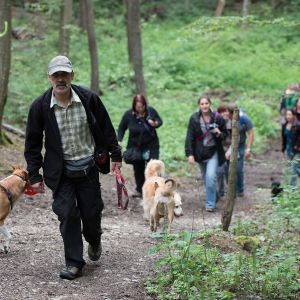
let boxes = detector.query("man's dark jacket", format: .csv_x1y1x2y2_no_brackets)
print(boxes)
24,84,121,194
185,110,228,166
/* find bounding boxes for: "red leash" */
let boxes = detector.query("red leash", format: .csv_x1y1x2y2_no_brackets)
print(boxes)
114,168,129,210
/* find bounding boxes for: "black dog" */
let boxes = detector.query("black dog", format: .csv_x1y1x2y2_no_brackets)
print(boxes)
270,177,283,199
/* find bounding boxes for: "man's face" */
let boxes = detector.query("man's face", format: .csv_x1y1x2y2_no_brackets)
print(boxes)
48,71,74,96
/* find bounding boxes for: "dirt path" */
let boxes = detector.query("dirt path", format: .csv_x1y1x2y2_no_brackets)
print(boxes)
0,136,284,300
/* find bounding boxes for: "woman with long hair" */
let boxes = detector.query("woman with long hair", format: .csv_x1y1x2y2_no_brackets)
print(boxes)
282,109,300,186
185,95,228,212
118,94,163,197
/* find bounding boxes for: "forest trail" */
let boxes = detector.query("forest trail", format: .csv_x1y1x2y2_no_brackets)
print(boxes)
0,135,284,300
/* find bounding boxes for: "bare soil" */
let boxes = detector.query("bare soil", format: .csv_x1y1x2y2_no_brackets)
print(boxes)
0,134,284,300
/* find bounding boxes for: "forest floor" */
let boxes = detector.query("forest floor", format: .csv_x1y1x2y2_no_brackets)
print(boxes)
0,133,284,300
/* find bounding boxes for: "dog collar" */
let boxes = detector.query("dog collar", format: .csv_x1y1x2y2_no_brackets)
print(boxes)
13,173,29,184
0,183,13,210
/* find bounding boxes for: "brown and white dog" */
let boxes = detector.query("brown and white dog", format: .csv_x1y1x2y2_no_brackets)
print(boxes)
0,166,29,253
142,159,183,233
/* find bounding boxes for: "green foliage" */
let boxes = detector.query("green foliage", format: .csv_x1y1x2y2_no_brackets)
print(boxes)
5,1,300,164
272,186,300,231
184,16,300,36
147,208,300,299
24,0,61,14
147,187,300,299
0,21,8,37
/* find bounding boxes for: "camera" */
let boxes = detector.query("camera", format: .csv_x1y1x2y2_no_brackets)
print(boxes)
208,123,219,130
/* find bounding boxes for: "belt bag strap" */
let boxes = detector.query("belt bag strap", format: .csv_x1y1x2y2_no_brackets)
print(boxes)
195,130,209,142
65,160,95,178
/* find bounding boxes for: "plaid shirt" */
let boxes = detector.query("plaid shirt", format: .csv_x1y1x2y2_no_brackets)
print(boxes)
50,89,95,160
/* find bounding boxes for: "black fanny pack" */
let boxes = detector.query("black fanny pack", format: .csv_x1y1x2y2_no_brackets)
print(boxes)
64,156,95,178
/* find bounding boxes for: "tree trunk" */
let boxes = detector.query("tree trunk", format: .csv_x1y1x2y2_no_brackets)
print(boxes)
215,0,226,17
83,0,100,95
125,0,146,96
242,0,251,17
125,0,133,64
221,108,240,231
79,0,87,31
0,0,11,144
185,0,191,11
59,0,73,56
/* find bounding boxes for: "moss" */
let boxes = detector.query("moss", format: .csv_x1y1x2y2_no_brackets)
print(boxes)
234,235,260,252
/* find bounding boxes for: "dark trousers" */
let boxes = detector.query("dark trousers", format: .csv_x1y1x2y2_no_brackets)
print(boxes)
133,161,146,193
52,167,103,268
133,145,159,193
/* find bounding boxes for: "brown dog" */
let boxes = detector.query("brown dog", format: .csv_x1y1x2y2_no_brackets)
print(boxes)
151,179,183,233
0,166,29,253
142,159,183,233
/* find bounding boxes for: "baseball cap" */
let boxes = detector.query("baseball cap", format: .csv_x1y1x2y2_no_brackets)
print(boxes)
48,55,73,75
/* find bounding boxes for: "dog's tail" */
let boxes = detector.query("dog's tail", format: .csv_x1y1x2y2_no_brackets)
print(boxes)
145,159,165,179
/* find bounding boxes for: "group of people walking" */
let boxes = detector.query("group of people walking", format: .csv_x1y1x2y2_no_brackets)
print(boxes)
24,55,254,280
185,96,254,212
280,83,300,186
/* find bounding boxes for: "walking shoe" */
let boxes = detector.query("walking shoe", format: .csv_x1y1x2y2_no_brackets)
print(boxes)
59,266,82,280
88,241,102,261
130,190,142,198
237,192,244,197
205,208,214,212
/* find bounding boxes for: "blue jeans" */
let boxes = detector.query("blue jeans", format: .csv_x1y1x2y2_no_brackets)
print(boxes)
237,145,245,194
199,152,218,209
223,145,245,194
289,153,300,186
217,163,226,197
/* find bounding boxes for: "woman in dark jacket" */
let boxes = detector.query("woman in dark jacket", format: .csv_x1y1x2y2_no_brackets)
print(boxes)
118,94,163,197
282,109,296,160
185,95,227,211
282,109,300,186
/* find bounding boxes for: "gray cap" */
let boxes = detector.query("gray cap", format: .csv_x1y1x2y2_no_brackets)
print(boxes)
48,55,73,75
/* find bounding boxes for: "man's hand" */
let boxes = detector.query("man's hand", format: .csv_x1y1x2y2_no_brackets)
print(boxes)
27,182,45,194
212,128,221,137
111,161,122,171
245,148,251,160
225,148,231,160
188,155,195,164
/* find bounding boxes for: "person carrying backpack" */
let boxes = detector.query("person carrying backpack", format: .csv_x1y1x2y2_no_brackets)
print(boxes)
226,103,254,197
280,83,300,124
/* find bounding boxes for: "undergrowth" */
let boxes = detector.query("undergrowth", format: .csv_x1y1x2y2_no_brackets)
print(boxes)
146,188,300,299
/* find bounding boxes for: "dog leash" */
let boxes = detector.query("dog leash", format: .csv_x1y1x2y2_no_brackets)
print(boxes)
114,168,129,210
24,182,45,196
0,183,13,210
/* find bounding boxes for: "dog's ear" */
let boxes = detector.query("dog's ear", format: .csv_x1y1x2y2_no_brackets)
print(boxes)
164,179,177,193
11,165,21,171
21,170,29,181
165,178,177,187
